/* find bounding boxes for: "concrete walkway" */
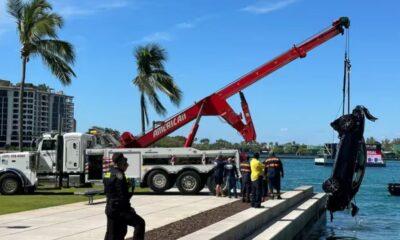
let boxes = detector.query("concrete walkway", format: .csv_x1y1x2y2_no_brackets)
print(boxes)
0,192,235,240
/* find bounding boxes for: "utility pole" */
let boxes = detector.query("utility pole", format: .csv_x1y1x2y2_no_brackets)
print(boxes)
56,98,63,188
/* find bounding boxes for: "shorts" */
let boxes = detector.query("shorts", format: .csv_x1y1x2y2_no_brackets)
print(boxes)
214,175,224,185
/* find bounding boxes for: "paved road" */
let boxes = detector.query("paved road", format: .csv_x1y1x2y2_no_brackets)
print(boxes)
0,191,235,240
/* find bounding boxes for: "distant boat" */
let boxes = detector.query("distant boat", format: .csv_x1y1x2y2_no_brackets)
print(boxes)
388,183,400,196
365,143,386,167
314,143,337,166
315,143,386,167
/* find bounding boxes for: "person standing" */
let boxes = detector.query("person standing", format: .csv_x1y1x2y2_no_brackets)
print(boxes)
262,166,269,202
104,153,145,240
239,156,251,202
224,158,239,198
214,155,226,197
265,152,284,199
250,152,264,208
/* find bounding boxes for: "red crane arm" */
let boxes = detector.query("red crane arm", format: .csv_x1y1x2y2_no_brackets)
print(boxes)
120,17,350,148
216,17,350,99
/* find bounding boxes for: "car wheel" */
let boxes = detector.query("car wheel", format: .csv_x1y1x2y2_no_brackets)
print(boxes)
322,177,340,193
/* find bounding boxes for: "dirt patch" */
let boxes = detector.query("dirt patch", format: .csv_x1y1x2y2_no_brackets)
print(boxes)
128,200,250,240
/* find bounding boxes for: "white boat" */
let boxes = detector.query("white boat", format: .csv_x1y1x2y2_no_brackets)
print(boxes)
315,154,334,166
314,143,337,166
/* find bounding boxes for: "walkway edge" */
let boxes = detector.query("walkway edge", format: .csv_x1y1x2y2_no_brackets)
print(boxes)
179,186,315,240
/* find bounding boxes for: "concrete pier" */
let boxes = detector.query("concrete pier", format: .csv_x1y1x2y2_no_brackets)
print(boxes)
0,186,326,240
180,186,326,240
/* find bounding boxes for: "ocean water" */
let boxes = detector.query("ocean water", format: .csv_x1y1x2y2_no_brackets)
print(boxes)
281,159,400,240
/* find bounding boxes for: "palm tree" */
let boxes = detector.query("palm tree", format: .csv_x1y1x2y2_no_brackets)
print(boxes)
7,0,76,151
133,44,182,135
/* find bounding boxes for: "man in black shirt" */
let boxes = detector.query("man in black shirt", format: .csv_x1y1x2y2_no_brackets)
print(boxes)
104,153,145,240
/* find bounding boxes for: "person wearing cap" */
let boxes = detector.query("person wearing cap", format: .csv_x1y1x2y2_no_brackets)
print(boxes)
104,153,145,240
265,152,284,199
250,152,264,208
224,157,239,198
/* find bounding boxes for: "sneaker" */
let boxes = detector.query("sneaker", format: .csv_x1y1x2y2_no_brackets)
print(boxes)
277,196,282,200
242,198,246,203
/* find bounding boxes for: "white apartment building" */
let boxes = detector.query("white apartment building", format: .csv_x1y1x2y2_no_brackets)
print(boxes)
0,80,75,147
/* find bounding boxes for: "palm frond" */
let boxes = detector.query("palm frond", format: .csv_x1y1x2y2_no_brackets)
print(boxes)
7,0,24,20
152,70,182,106
35,39,75,63
34,44,76,85
141,95,150,126
147,92,167,116
147,43,166,69
30,13,63,40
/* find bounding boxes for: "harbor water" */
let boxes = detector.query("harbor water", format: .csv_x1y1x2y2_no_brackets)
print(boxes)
281,159,400,240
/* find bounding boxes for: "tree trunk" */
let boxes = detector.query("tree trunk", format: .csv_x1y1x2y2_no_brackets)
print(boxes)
18,57,27,151
140,93,145,135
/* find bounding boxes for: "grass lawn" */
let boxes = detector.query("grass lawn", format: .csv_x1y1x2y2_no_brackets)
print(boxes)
0,185,149,215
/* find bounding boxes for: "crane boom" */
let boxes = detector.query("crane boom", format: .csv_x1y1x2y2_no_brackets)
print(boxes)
120,17,350,148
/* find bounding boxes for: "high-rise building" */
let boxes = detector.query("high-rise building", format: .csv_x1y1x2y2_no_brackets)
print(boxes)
0,80,75,147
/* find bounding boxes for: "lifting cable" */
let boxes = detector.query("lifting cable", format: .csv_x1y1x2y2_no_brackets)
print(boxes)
332,29,351,143
342,28,351,115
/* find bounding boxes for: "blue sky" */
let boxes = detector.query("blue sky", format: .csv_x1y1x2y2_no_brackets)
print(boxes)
0,0,399,145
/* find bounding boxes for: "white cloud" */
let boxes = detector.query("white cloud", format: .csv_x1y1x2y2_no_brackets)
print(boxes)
141,32,173,43
131,15,213,45
57,6,96,18
97,1,131,10
53,0,133,19
280,128,289,132
242,0,298,14
176,22,194,29
175,15,214,30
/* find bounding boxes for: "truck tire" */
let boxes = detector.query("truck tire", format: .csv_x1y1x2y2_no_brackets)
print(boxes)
177,171,201,194
147,170,170,193
0,173,21,195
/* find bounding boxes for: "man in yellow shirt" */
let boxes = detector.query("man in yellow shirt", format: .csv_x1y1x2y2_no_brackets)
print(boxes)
250,152,264,208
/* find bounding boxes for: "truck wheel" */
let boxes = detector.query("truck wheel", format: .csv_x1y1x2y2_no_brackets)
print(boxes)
177,171,201,194
0,173,21,195
147,170,170,193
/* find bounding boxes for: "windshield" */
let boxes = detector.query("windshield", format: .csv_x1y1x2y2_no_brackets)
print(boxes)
41,139,56,151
